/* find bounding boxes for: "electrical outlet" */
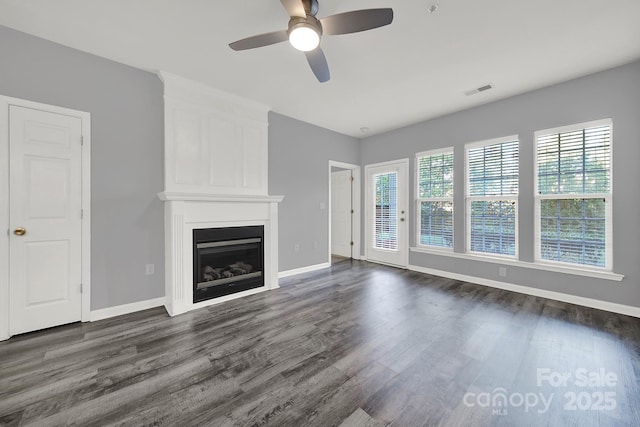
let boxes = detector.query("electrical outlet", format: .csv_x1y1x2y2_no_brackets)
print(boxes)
499,267,507,277
146,264,155,275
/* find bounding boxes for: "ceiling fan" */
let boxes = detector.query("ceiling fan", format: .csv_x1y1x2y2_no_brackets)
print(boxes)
228,0,394,83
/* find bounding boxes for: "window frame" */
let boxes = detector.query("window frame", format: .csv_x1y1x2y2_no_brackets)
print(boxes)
533,118,613,271
464,135,520,259
415,147,454,251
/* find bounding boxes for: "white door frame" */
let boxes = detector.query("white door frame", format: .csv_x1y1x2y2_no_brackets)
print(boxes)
328,160,361,263
0,96,91,341
364,158,410,268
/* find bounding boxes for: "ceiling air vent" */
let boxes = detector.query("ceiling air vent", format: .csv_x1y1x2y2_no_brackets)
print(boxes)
465,83,494,96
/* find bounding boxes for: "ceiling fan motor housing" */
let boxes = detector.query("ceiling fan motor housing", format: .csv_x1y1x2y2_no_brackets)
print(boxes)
288,15,323,38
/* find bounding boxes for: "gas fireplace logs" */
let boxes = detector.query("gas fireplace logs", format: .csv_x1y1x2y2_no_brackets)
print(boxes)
202,262,254,282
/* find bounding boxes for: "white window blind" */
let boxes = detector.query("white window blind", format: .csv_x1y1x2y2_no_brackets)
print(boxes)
535,120,612,269
466,137,519,256
373,172,398,250
416,149,454,249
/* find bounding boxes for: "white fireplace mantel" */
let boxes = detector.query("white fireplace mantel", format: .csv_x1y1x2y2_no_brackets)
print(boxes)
158,192,283,204
160,195,282,316
157,72,282,316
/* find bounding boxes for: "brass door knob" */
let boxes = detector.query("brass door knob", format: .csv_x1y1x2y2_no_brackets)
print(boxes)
13,227,26,236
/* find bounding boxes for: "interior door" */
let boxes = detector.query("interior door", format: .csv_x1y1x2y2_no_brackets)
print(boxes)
331,169,352,258
366,159,409,267
9,105,83,335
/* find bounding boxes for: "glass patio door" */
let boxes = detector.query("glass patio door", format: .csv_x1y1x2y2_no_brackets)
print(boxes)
365,159,409,267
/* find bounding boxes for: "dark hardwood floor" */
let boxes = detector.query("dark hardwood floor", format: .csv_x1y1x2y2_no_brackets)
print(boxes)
1,259,639,426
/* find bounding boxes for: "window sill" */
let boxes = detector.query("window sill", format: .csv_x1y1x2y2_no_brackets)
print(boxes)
410,247,624,282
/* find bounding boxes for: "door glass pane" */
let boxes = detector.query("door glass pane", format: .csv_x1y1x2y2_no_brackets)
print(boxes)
374,172,398,250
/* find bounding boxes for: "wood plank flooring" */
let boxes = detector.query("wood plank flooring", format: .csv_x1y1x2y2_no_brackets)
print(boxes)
1,259,639,426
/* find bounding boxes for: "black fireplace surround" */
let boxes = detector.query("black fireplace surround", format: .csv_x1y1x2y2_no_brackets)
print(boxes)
193,226,264,303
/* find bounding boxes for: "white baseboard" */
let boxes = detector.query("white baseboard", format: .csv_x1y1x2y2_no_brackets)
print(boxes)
408,264,640,318
278,262,330,278
90,297,166,322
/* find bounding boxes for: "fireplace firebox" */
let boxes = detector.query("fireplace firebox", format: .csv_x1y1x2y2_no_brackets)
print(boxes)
193,226,264,303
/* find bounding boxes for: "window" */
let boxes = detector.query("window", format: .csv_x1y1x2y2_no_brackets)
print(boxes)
466,137,519,256
416,148,454,249
535,119,612,269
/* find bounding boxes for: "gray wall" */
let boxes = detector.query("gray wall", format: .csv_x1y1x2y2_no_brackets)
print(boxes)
0,26,165,310
3,24,637,311
360,60,640,308
269,112,360,272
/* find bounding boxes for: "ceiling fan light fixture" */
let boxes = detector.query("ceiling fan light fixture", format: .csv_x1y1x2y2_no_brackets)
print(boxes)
289,24,320,51
228,2,394,82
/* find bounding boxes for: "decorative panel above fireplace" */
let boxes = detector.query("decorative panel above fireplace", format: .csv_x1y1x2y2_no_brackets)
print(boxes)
158,71,270,197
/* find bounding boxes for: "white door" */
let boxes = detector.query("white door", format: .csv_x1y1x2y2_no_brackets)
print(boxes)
365,159,409,268
331,169,352,258
9,105,83,335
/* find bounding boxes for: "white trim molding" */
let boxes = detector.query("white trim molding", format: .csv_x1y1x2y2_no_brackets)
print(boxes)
80,109,92,323
408,264,638,318
90,297,166,322
158,192,283,203
278,262,331,279
0,96,91,341
328,160,362,263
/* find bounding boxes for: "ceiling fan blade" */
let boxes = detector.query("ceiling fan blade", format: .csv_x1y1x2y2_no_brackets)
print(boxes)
320,8,394,36
304,48,330,83
229,30,289,51
280,0,306,17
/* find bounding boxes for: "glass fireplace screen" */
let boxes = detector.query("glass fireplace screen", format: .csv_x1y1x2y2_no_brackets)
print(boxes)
193,226,264,302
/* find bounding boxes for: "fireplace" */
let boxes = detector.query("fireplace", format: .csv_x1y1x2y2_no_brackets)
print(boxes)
158,71,282,316
193,226,264,303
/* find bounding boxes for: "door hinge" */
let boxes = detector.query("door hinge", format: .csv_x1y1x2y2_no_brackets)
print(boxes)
350,241,354,246
350,176,354,182
351,209,354,214
80,135,84,146
80,283,83,293
80,209,84,219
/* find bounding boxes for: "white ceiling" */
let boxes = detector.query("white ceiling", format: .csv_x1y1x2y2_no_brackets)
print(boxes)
1,0,639,137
